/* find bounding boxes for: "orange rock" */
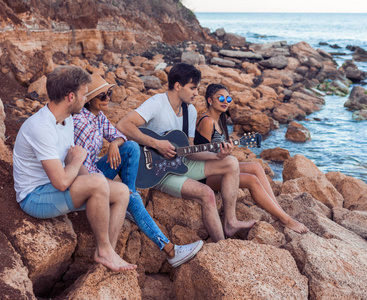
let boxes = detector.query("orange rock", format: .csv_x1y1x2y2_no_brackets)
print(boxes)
271,103,306,124
174,240,308,299
282,154,324,181
334,176,367,211
247,221,286,247
260,147,291,163
285,121,311,142
333,207,367,239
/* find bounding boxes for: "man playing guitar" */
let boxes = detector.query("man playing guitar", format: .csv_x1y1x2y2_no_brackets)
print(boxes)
117,63,257,242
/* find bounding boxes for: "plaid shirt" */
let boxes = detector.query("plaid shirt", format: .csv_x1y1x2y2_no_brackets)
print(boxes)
73,107,126,173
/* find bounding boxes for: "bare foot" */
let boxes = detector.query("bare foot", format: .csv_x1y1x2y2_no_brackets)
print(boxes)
224,219,257,238
94,249,137,272
281,218,309,234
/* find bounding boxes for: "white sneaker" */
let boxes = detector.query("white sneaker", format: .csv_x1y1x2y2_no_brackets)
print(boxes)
125,211,135,223
167,240,204,268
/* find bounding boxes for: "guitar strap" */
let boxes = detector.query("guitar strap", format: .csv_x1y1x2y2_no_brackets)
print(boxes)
182,102,188,136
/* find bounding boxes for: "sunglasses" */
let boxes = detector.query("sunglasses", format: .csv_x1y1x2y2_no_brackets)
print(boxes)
97,89,113,101
218,95,232,103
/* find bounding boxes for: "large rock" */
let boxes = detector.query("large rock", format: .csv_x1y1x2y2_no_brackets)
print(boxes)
64,264,140,300
247,221,286,247
149,190,208,239
352,109,367,120
140,75,162,90
181,51,200,65
0,232,36,300
341,60,367,82
174,239,308,300
223,33,247,47
290,41,330,66
259,55,288,69
8,216,77,296
277,193,367,250
332,176,367,211
260,147,290,163
285,121,311,142
286,233,367,300
281,175,344,208
344,85,367,110
271,103,306,124
228,105,271,135
289,91,324,114
353,46,367,62
219,49,262,60
210,57,236,68
333,207,367,239
282,154,323,181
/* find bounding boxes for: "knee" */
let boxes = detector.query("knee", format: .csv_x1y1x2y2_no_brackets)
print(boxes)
121,141,140,155
90,174,109,196
253,162,265,177
200,187,217,208
224,155,239,172
245,174,261,189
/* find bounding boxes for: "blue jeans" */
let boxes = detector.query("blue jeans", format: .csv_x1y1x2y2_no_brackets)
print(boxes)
96,141,170,250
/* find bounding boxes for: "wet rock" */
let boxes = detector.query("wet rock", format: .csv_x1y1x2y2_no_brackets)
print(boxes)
333,207,367,239
352,109,367,120
285,121,311,142
259,55,288,69
286,233,367,300
63,264,140,300
344,85,367,110
260,147,291,163
282,154,324,181
174,240,308,300
353,46,367,62
340,60,367,82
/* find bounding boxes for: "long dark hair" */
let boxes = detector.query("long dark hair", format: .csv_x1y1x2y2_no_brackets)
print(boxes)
205,84,229,140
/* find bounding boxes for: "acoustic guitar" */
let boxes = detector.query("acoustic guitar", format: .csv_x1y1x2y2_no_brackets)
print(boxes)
136,128,262,189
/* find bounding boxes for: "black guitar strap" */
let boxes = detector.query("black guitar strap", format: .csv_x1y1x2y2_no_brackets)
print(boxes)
182,102,188,136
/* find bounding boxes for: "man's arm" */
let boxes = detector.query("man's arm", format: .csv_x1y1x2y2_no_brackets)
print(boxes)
116,111,176,158
41,145,87,191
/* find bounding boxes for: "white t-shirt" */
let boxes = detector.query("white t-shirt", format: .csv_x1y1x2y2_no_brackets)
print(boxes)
13,105,74,202
135,93,197,138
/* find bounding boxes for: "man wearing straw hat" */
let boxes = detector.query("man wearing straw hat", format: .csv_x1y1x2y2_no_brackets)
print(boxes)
13,66,136,272
73,73,203,268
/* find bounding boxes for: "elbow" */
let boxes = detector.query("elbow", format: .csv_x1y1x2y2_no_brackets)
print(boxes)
51,178,70,192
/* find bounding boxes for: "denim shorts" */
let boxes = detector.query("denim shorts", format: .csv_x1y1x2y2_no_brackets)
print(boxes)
19,183,85,219
154,158,206,198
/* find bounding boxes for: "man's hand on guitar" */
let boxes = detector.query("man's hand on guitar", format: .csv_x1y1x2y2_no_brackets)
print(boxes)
216,139,234,160
156,139,177,159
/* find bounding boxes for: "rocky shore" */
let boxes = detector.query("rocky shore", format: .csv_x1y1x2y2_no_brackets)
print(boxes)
1,1,367,299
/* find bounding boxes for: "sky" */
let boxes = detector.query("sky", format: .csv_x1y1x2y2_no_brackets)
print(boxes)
182,0,367,13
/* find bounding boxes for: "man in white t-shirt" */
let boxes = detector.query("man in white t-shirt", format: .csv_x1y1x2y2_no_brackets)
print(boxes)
13,66,136,272
117,63,256,242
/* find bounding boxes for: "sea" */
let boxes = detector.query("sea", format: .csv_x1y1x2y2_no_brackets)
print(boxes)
195,13,367,183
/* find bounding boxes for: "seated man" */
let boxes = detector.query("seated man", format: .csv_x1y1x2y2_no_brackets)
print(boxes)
13,66,136,272
117,63,256,242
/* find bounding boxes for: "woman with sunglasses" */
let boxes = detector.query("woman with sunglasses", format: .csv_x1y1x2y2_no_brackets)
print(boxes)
195,83,308,234
73,74,203,268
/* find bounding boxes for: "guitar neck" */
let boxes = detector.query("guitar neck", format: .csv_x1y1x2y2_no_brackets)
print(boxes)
176,139,241,156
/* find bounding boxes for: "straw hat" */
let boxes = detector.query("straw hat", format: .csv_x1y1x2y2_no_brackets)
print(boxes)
85,74,115,102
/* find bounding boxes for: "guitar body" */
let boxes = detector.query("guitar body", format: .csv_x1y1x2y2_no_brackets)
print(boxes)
136,128,190,189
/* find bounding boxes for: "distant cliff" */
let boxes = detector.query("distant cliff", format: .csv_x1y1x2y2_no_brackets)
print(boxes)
0,0,213,52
